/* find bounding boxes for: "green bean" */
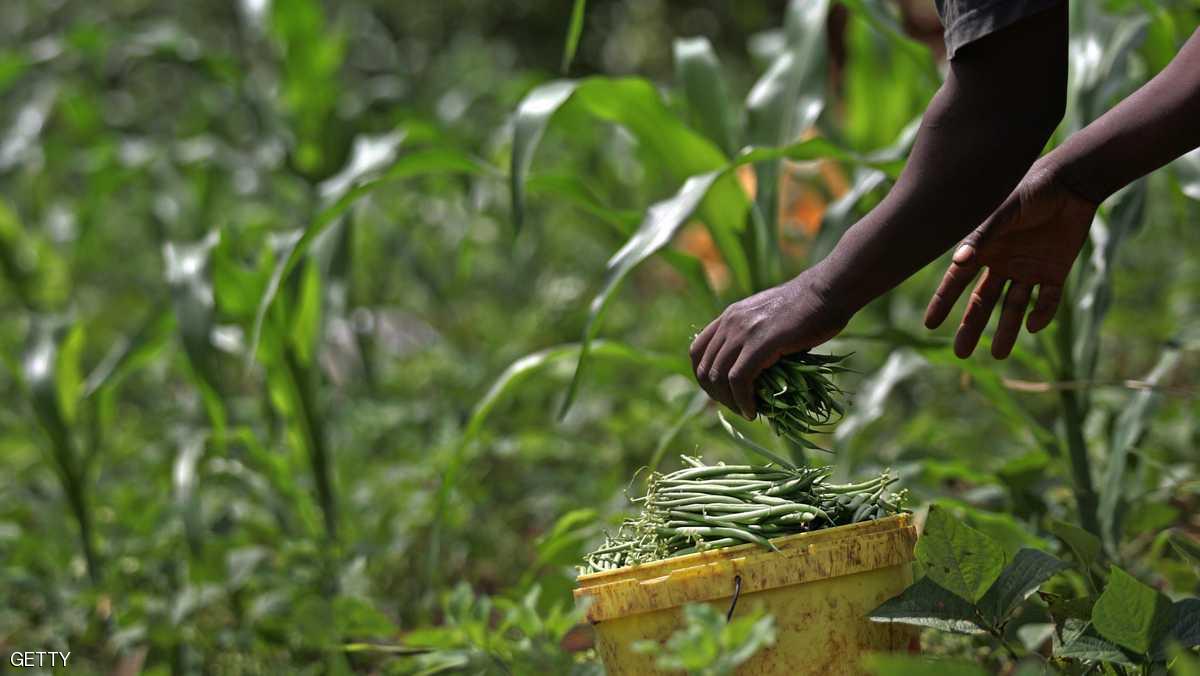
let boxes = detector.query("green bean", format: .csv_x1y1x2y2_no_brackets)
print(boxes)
673,526,775,549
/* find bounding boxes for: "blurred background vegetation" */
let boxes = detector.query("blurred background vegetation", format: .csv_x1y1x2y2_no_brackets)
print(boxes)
0,0,1197,673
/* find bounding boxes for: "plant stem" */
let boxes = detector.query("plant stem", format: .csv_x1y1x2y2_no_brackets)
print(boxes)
284,346,338,544
1060,388,1101,537
1053,280,1102,537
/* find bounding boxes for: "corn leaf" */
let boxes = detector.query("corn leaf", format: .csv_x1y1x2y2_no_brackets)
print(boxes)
248,146,488,366
558,137,878,418
674,37,735,157
1097,341,1181,548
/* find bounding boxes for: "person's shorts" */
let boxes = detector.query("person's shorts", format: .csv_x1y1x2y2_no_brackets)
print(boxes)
934,0,1065,59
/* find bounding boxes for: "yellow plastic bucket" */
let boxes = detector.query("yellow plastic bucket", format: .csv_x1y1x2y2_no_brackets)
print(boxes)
574,514,918,675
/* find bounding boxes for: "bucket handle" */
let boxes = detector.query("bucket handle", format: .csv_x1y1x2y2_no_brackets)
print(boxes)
725,575,741,622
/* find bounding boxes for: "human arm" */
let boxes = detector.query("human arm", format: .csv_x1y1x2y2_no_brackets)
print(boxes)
925,26,1200,359
691,3,1069,418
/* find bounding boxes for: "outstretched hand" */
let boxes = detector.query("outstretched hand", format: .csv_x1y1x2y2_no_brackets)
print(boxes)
689,270,849,420
924,163,1097,359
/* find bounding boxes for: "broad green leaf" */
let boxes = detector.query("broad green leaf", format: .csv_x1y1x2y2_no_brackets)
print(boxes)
1092,565,1171,655
915,505,1006,603
1098,340,1181,547
868,576,984,635
864,654,987,676
931,499,1050,558
674,37,735,156
717,410,798,469
977,548,1070,627
1053,620,1137,665
560,0,587,73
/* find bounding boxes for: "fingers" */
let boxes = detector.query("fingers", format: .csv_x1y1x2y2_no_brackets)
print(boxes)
1026,283,1062,333
704,338,743,414
991,281,1033,359
728,341,777,420
953,269,1005,358
689,320,720,372
924,244,981,329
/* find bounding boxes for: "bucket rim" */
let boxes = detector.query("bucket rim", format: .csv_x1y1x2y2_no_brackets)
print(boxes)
576,513,912,587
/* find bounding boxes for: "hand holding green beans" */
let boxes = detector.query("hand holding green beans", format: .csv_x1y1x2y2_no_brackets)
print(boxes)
754,352,851,450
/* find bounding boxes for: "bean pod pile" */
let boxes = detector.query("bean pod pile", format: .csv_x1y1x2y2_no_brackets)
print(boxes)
582,456,906,574
755,352,851,449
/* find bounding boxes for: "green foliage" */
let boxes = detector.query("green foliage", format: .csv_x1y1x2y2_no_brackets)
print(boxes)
876,504,1200,671
395,584,595,676
632,603,777,676
1,0,1197,672
916,506,1008,603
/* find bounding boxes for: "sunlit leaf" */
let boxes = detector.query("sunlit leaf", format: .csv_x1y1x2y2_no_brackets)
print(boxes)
558,170,722,418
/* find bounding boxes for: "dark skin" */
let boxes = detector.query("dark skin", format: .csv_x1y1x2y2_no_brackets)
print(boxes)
693,3,1200,420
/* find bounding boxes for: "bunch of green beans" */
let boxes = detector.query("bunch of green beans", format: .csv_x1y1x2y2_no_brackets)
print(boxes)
755,352,852,450
582,456,906,573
